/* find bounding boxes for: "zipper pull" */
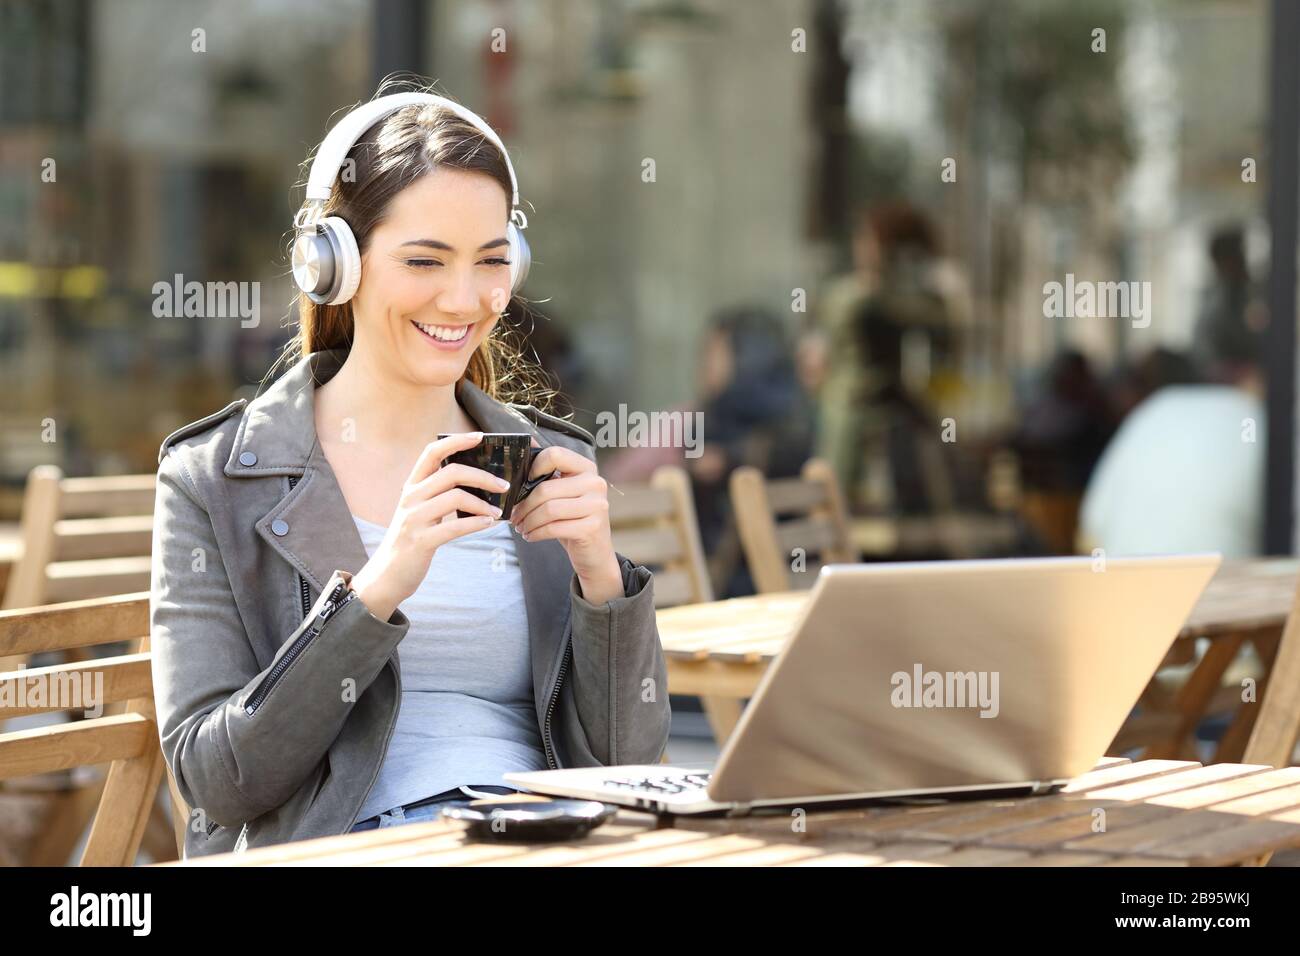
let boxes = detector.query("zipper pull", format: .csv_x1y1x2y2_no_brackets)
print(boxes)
315,581,354,627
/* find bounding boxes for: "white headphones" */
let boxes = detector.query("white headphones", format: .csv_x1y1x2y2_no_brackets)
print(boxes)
291,92,531,306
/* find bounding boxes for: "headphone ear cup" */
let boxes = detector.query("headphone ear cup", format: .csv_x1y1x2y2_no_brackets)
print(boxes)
508,221,530,293
321,216,362,305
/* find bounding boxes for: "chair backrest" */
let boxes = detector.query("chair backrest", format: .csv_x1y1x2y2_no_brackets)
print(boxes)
729,458,856,594
0,591,168,865
3,466,156,611
1244,576,1300,768
607,466,713,608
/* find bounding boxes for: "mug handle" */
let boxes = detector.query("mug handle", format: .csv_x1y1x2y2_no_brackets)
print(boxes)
515,446,561,505
517,469,561,502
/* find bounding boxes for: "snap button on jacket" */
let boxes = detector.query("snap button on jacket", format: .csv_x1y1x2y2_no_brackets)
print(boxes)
149,348,670,858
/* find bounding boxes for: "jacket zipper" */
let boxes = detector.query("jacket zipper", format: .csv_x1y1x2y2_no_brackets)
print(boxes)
243,475,351,717
541,638,572,769
244,578,352,716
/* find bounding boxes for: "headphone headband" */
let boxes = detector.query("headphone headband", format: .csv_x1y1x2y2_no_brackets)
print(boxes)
292,91,531,304
304,92,520,209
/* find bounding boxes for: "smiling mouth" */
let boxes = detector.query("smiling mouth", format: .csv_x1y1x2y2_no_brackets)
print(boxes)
411,320,472,343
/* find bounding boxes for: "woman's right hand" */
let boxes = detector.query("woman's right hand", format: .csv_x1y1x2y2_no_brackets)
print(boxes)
348,432,510,621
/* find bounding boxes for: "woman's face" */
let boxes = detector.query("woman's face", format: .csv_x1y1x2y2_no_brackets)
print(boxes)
352,166,513,384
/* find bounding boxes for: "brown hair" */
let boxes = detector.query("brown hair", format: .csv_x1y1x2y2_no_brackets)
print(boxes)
267,76,556,410
857,200,940,262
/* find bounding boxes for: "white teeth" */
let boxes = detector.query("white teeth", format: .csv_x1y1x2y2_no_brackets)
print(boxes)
415,322,469,342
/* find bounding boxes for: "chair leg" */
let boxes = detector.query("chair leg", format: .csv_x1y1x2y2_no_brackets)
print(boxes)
139,784,178,863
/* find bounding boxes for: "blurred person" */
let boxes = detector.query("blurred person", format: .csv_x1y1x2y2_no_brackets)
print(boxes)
149,83,669,859
1080,358,1264,558
1105,347,1202,422
1011,350,1114,553
1191,225,1267,376
689,306,815,557
809,200,957,509
1013,350,1114,495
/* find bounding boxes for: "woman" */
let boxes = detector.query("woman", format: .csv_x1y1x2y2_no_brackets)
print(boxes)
149,83,670,859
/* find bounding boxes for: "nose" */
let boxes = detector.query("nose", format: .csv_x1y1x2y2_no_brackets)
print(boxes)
436,264,480,318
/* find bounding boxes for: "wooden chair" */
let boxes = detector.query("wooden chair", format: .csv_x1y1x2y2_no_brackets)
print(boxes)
607,466,718,751
729,459,857,594
693,461,856,745
0,467,168,864
3,466,156,617
608,466,712,608
0,592,179,865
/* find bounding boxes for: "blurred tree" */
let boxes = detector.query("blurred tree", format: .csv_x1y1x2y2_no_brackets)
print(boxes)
937,0,1134,365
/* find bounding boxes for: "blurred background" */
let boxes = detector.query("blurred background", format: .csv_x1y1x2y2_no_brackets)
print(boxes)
0,0,1294,589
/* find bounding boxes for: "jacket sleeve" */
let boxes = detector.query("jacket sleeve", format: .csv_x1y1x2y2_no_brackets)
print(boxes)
149,448,410,827
566,554,672,766
554,434,671,766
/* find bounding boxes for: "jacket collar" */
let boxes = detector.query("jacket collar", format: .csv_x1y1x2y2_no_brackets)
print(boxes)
225,347,547,478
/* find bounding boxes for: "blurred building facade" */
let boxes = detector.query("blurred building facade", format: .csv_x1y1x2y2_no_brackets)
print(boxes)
0,0,1285,556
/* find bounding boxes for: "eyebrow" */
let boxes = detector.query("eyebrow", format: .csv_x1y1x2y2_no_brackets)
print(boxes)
398,238,509,252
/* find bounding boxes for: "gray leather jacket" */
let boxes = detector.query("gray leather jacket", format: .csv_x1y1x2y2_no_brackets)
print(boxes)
150,348,670,858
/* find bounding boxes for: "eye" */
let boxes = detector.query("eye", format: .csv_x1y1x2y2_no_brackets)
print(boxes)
405,259,441,269
481,257,510,267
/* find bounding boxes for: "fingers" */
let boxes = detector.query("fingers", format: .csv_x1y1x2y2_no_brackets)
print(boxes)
511,472,608,532
410,487,503,524
512,495,598,538
527,444,595,480
514,513,606,545
404,461,511,505
406,432,484,487
420,512,500,549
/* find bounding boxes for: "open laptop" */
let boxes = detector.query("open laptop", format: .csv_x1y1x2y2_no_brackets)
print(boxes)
505,553,1222,816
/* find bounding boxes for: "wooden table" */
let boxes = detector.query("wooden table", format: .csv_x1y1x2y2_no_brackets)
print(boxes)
163,759,1300,867
660,558,1300,749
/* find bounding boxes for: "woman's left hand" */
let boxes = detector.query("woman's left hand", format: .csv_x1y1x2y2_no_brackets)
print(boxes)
509,443,625,605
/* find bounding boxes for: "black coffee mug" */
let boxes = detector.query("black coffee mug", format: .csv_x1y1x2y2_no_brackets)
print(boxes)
437,432,560,519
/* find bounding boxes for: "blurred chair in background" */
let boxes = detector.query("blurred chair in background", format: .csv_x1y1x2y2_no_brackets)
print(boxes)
729,458,857,595
2,466,155,616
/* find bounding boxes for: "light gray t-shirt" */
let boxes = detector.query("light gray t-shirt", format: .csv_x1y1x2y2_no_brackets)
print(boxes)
351,514,547,822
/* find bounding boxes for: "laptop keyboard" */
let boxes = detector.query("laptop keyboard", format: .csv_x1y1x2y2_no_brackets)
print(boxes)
601,772,712,795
